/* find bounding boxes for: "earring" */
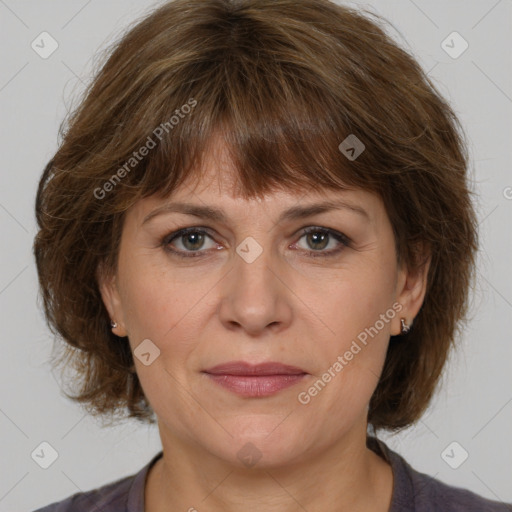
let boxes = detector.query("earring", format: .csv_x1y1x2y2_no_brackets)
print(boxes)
111,320,118,329
400,318,411,335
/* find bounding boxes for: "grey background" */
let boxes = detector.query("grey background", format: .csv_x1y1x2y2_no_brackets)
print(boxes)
0,0,511,510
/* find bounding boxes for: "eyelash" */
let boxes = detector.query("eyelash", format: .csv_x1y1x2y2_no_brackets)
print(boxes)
161,226,351,259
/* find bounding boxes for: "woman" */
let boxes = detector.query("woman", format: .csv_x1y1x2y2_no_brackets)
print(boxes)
32,0,511,510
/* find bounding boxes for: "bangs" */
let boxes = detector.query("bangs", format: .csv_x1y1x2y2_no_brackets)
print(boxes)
94,13,387,212
115,79,373,210
140,90,369,204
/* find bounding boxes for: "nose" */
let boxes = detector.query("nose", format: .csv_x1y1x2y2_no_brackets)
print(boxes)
217,239,293,337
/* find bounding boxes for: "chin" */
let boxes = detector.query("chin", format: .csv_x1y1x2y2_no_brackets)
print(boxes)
213,415,310,469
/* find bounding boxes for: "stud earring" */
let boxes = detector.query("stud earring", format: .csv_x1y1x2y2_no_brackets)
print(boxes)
400,318,411,335
111,320,118,329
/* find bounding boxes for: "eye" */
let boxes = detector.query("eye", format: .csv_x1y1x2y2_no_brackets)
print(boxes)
294,227,350,257
161,226,350,259
162,228,219,257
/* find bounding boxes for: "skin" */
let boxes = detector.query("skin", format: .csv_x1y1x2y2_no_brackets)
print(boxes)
99,140,430,512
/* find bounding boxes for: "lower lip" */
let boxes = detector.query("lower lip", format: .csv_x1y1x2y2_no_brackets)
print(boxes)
205,374,307,397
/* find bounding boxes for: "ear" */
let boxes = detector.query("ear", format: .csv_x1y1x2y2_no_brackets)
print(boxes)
96,261,128,337
393,243,431,335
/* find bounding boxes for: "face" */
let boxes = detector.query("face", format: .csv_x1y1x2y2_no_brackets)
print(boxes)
99,142,429,469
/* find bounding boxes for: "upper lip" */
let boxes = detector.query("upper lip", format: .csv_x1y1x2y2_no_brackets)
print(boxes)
203,361,307,376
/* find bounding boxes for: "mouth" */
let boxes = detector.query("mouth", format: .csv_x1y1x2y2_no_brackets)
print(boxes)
202,361,308,398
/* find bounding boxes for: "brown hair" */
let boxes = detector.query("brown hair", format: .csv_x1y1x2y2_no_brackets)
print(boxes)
34,0,478,431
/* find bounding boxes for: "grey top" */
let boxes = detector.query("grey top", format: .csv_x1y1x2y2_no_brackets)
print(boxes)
34,436,512,511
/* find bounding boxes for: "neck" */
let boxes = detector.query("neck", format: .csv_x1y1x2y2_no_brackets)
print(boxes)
145,426,393,512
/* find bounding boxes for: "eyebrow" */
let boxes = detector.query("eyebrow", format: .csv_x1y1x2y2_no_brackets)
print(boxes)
142,199,370,226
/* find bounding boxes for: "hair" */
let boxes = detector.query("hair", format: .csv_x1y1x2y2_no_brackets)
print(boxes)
34,0,478,432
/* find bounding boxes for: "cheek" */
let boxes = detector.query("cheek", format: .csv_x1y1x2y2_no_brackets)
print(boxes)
120,253,178,329
314,262,396,343
297,286,393,433
119,258,214,362
122,277,176,337
303,258,397,399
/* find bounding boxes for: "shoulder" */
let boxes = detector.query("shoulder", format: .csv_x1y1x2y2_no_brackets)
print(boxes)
32,473,135,512
405,467,512,512
32,475,133,512
367,436,512,512
32,452,163,512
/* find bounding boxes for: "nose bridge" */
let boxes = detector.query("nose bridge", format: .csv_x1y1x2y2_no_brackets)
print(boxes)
233,233,277,300
236,232,267,265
